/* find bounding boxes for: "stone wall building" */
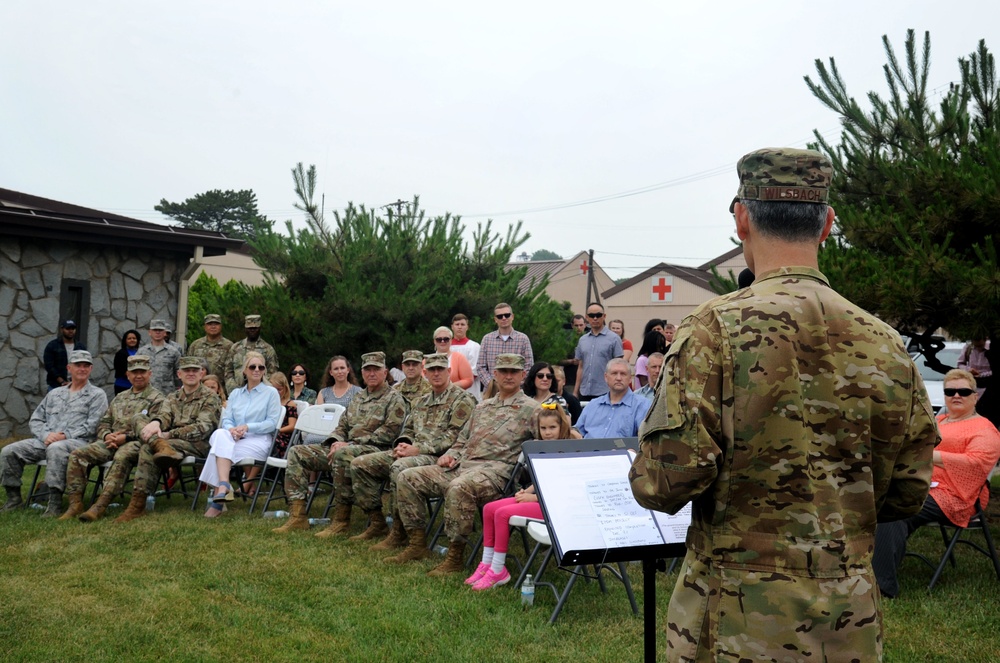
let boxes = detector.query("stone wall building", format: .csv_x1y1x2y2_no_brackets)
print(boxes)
0,188,242,438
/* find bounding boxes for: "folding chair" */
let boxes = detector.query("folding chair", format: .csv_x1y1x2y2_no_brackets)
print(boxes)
516,520,639,624
25,460,109,508
253,403,345,516
905,480,1000,591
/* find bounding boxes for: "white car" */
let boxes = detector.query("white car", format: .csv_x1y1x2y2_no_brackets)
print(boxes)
909,341,965,413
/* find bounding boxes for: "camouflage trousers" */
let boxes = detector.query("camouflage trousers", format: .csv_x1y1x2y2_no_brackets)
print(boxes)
132,437,209,495
0,437,90,493
350,450,436,513
66,440,141,499
395,463,510,541
284,443,383,505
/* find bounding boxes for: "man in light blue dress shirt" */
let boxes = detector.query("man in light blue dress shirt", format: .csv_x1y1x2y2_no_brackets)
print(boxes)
575,358,650,438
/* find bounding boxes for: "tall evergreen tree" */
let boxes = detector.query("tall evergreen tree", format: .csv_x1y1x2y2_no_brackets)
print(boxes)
156,189,272,242
805,31,1000,357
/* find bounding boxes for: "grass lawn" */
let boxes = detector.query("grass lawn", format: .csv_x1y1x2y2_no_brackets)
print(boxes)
0,468,998,662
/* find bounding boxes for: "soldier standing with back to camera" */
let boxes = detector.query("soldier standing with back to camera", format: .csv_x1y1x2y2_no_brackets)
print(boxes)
629,148,939,661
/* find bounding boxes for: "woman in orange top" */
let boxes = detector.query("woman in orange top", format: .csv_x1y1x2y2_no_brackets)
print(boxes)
873,368,1000,597
432,326,474,390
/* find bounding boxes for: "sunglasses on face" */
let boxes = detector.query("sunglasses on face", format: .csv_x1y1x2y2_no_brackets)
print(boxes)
587,312,604,319
434,337,451,343
247,365,265,371
290,370,306,376
944,388,975,397
536,373,554,380
495,312,512,319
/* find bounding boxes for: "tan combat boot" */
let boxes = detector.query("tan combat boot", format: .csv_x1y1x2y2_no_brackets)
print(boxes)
114,490,148,523
384,528,430,564
57,492,86,521
314,504,352,538
427,541,468,577
272,500,311,533
370,513,407,551
78,491,114,522
150,438,184,469
349,510,388,541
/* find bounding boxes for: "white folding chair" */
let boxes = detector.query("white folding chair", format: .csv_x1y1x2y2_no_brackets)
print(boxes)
253,403,345,515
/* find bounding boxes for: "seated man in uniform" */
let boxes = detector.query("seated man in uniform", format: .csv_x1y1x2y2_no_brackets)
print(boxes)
388,353,539,576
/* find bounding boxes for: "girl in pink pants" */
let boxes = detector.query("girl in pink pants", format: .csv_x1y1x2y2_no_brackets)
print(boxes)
466,403,579,590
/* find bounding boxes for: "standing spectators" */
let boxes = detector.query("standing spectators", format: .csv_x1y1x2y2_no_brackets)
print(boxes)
642,318,666,339
225,315,280,394
187,314,234,379
575,358,650,438
635,352,664,402
433,327,474,391
958,338,992,396
449,314,482,400
112,329,141,394
289,363,318,405
633,331,668,390
559,313,588,390
609,319,633,363
43,319,86,391
476,302,534,392
573,303,623,400
662,323,676,348
137,319,182,395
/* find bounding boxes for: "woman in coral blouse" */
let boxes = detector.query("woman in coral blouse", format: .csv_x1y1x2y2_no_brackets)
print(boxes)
873,368,1000,597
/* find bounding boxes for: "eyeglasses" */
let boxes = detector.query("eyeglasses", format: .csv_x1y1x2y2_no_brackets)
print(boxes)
587,312,604,319
944,388,975,397
495,312,512,319
290,370,306,376
434,337,451,343
247,365,265,371
536,373,553,380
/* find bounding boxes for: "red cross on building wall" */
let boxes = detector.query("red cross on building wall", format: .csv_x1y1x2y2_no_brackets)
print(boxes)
579,260,589,275
650,275,673,302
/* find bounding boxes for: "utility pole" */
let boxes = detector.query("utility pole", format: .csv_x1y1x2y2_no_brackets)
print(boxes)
383,199,408,218
583,249,600,308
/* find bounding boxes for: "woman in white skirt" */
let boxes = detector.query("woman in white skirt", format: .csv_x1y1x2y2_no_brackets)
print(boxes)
201,351,282,517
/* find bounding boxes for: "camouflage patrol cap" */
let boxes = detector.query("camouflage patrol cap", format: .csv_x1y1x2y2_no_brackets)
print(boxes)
728,147,833,213
150,319,170,331
127,354,151,371
495,353,525,371
362,351,386,369
179,356,203,370
401,350,424,364
69,350,94,365
244,315,261,328
204,314,222,324
423,353,449,370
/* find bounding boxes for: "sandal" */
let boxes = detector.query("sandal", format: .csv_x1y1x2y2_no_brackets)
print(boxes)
212,482,235,503
204,501,227,518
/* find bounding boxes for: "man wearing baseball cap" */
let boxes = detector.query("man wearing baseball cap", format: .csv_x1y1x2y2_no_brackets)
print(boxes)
389,353,539,575
629,148,938,660
137,319,182,395
224,314,279,393
187,313,233,379
274,352,406,537
42,319,87,391
394,349,431,405
1,350,108,515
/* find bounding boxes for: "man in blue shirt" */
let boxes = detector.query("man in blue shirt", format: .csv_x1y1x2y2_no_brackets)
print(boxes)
636,352,664,402
575,358,650,438
573,303,623,400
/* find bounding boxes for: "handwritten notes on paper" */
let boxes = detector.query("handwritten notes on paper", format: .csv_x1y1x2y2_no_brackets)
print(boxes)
586,477,664,548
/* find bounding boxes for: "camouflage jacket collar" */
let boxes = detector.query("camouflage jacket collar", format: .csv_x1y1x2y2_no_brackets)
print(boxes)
754,266,829,287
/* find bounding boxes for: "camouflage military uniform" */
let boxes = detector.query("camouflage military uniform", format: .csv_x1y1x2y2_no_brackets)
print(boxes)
395,378,431,406
187,335,233,379
0,383,108,493
352,382,477,513
628,266,939,662
132,384,222,494
225,338,279,393
136,342,182,395
65,385,166,499
395,391,538,540
283,382,407,502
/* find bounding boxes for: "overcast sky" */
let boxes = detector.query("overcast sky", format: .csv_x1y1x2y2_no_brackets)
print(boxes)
2,2,995,279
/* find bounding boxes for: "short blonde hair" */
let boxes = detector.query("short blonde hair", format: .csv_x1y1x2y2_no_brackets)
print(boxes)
943,368,977,391
433,326,452,340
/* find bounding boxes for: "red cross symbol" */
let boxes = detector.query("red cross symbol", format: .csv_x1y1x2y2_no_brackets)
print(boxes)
580,260,589,275
651,276,672,301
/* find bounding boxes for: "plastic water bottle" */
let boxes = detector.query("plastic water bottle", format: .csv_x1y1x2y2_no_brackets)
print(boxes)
433,544,448,556
308,517,331,526
263,510,289,519
145,495,155,512
29,503,44,510
521,574,535,607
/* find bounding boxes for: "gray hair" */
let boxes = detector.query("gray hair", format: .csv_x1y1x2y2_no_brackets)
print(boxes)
647,352,665,362
742,199,828,242
605,357,631,374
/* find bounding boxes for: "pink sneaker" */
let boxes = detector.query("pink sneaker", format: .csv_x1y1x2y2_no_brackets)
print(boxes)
472,567,511,591
465,562,490,585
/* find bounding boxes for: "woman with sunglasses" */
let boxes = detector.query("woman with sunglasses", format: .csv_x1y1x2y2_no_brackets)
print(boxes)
200,351,282,517
873,368,1000,597
432,326,474,391
288,363,317,405
522,361,568,410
